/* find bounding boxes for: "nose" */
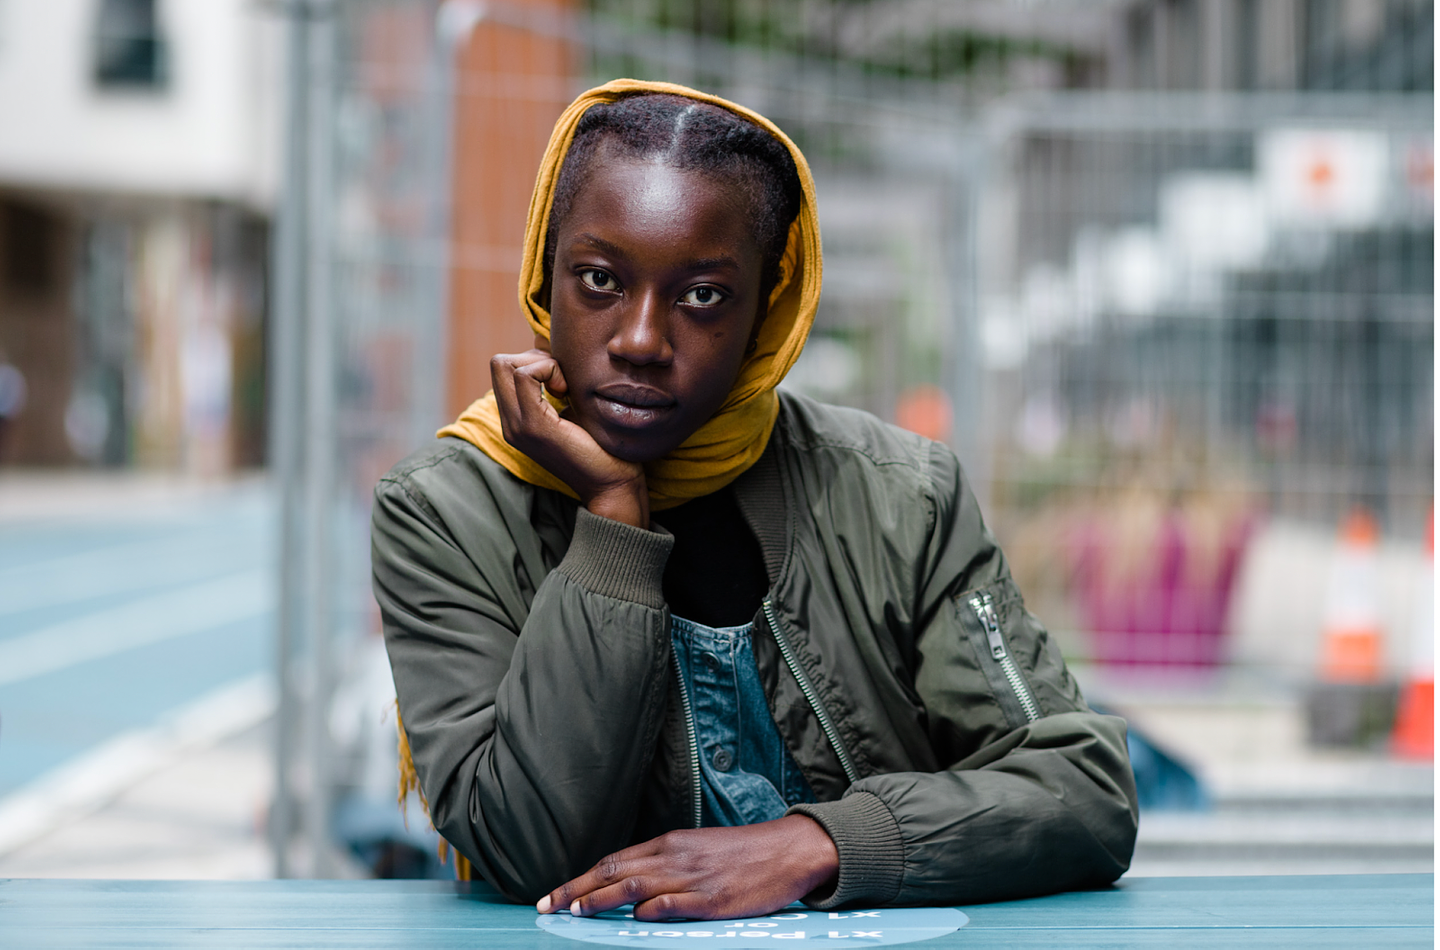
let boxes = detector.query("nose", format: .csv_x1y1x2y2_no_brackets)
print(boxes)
608,289,673,367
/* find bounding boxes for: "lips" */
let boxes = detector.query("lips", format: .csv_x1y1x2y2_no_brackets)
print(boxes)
592,382,677,429
596,382,675,408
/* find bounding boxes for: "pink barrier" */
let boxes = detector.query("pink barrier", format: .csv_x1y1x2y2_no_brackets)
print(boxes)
1071,509,1254,668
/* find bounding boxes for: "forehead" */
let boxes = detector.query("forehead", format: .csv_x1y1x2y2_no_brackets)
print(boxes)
557,157,762,264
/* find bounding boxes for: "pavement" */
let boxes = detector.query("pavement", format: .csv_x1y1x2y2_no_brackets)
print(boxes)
0,472,275,876
0,719,272,879
1085,665,1434,877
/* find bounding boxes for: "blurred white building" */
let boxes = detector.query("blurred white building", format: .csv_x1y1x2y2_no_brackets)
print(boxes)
0,0,282,471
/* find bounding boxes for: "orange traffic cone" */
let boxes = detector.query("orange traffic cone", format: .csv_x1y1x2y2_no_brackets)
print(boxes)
1391,512,1433,760
1319,508,1384,683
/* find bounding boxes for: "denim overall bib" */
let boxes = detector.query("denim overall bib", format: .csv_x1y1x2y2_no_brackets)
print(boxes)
670,616,817,826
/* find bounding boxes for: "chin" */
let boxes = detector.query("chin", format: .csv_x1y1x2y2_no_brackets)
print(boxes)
600,434,672,465
577,418,670,464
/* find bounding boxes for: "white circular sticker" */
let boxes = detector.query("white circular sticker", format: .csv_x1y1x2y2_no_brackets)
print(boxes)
536,907,968,948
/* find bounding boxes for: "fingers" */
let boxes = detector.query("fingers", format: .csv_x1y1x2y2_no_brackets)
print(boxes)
489,350,646,516
515,354,569,397
490,350,558,404
633,891,715,922
567,874,661,917
491,351,564,448
489,349,557,405
492,348,567,396
488,353,528,440
538,844,657,916
510,363,556,429
534,825,812,923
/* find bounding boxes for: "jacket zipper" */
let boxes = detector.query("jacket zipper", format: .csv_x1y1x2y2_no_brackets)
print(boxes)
670,650,703,828
762,599,861,786
968,593,1040,723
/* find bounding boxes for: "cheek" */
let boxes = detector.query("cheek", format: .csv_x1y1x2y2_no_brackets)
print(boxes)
547,310,593,372
547,323,575,364
689,333,751,409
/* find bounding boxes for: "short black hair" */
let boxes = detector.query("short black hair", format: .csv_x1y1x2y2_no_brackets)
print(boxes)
544,93,803,300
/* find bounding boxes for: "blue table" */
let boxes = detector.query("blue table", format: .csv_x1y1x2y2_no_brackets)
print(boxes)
0,874,1431,948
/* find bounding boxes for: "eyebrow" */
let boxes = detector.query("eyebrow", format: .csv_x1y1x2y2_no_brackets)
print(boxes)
573,233,742,273
686,256,742,272
575,234,627,257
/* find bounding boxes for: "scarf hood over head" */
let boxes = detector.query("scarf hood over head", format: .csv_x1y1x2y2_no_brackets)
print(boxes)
437,79,822,510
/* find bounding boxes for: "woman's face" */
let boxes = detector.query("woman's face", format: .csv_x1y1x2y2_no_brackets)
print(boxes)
548,156,766,464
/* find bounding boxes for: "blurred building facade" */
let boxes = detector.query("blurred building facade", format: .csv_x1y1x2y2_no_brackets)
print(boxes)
0,0,281,471
443,0,575,416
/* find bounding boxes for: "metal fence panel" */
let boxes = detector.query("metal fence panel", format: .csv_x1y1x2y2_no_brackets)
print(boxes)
974,94,1432,668
271,0,449,876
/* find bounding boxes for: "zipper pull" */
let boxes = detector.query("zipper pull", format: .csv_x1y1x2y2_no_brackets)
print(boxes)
969,594,1007,660
969,591,1042,724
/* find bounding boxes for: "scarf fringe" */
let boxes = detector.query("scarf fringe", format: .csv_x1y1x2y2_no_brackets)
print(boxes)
396,702,473,881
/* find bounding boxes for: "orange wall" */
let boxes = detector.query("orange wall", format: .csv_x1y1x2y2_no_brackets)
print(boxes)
446,0,575,418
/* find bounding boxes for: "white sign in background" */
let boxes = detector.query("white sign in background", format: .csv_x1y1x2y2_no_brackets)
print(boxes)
1259,128,1390,228
536,906,969,948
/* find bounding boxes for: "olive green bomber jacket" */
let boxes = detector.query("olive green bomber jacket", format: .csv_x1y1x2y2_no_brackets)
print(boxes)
371,391,1138,908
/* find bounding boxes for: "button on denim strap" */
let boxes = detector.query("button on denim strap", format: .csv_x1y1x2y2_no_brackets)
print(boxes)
670,615,817,827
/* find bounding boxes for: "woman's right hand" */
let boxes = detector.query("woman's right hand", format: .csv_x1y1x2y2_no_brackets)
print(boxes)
491,349,650,528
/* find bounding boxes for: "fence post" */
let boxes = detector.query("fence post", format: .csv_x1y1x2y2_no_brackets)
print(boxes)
268,0,338,879
267,0,309,881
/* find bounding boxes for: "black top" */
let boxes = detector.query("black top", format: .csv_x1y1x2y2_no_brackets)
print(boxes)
650,486,769,627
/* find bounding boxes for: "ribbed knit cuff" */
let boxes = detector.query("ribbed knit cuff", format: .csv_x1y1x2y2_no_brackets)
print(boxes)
787,791,904,909
556,507,674,609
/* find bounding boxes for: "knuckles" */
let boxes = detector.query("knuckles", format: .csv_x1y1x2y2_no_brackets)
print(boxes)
641,892,680,919
490,353,526,379
620,875,648,901
655,830,709,872
657,829,695,852
597,855,624,883
490,351,555,382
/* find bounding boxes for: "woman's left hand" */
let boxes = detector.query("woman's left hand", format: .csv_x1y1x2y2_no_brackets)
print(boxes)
536,815,839,921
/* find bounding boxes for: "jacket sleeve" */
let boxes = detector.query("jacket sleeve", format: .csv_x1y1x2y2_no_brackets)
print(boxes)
372,467,674,902
789,441,1138,908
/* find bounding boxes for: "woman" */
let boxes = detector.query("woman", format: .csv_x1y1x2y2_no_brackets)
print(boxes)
372,79,1137,921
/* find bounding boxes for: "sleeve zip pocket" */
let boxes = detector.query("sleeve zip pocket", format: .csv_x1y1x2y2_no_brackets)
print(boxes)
967,592,1041,725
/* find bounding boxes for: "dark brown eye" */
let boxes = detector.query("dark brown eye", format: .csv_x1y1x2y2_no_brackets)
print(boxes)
680,285,724,307
580,269,617,292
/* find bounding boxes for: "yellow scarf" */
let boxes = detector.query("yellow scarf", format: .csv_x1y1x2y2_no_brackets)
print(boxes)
436,78,823,510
